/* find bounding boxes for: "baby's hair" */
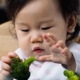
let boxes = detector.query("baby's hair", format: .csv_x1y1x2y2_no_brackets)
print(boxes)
6,0,80,41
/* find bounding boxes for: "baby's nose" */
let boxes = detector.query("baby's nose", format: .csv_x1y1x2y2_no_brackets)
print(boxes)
31,34,43,43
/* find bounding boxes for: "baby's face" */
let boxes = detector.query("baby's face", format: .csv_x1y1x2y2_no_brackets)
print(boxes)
15,0,68,57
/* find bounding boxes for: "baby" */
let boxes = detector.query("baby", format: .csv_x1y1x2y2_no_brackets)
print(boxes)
0,0,80,80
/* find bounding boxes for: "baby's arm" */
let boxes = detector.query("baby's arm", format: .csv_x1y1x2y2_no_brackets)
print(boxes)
0,52,18,80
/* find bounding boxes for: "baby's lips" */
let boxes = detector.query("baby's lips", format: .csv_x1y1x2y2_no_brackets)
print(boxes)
34,48,44,54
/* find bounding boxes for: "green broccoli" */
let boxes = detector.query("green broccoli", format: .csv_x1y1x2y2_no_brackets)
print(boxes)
64,70,80,80
11,57,36,80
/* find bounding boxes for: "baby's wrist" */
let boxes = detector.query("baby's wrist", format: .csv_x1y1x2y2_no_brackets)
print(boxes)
0,71,5,80
0,71,13,80
62,53,76,71
67,53,76,70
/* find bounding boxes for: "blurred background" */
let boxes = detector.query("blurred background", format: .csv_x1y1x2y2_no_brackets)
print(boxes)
0,0,9,24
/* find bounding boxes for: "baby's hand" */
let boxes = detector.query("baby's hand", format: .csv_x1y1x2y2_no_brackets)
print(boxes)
38,33,76,69
1,52,18,77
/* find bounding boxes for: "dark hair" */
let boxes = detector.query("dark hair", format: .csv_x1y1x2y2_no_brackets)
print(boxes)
6,0,80,41
58,0,80,41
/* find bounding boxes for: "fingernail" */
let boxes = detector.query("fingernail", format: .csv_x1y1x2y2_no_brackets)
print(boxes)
43,35,47,39
56,45,59,48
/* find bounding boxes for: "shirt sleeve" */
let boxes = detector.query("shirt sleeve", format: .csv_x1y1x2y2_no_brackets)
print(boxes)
75,60,80,74
15,48,26,60
69,42,80,74
72,50,80,74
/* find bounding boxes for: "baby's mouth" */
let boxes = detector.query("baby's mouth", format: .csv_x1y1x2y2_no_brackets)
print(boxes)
33,47,44,54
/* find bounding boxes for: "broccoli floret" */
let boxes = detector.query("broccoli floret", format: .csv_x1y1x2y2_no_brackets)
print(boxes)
69,75,80,80
64,70,80,80
11,57,36,80
64,70,75,78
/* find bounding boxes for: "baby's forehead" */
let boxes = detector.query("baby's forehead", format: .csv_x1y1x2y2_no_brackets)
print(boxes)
16,0,61,19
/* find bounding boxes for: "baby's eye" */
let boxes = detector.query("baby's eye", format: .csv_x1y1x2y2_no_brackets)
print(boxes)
21,29,29,32
41,26,52,30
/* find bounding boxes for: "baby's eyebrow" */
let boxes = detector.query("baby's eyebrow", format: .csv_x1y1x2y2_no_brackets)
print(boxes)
40,19,54,24
16,22,28,26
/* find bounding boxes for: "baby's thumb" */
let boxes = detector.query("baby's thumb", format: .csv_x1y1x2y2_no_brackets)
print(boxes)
7,52,19,59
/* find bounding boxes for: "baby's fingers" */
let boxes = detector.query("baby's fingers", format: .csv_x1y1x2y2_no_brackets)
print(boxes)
2,62,11,73
55,40,67,55
43,33,57,47
1,52,18,64
1,56,12,64
61,47,71,58
1,60,12,76
38,54,53,61
55,40,66,48
55,41,70,56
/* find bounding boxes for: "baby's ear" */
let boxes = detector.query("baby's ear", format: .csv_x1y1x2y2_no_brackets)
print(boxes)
67,12,78,33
